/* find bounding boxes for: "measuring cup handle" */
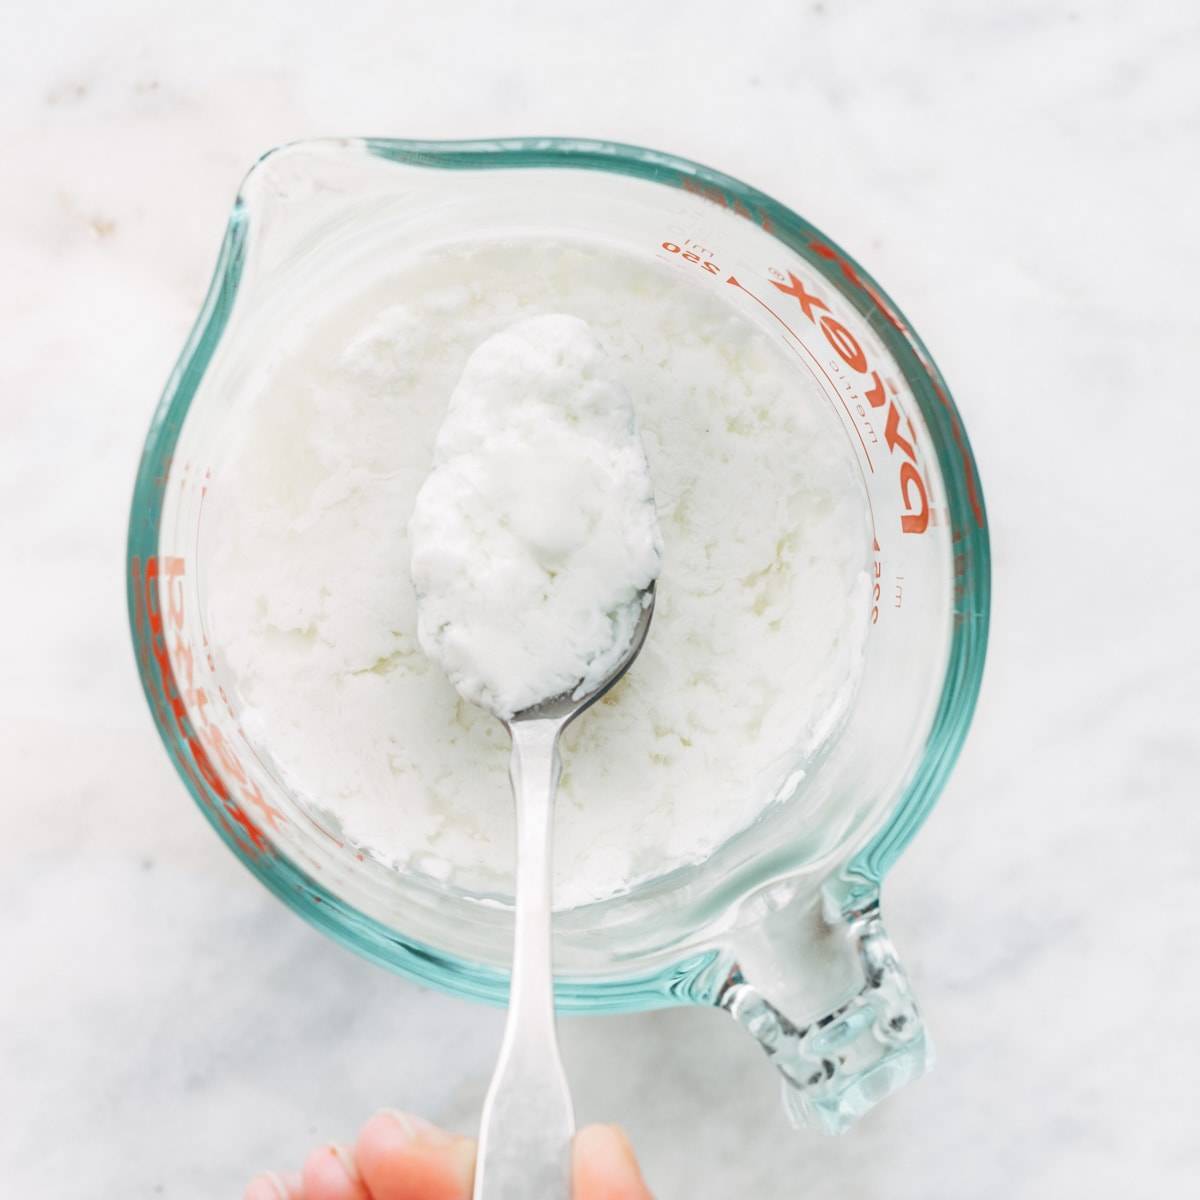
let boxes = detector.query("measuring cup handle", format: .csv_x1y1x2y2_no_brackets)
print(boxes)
718,894,930,1134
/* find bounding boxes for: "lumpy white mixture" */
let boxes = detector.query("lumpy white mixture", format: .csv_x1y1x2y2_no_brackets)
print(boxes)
205,238,871,908
409,314,662,719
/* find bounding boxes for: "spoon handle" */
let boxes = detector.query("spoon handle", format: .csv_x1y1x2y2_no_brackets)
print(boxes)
473,718,575,1200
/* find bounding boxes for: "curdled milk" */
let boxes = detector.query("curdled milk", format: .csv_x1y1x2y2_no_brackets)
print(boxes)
408,314,662,720
204,237,872,909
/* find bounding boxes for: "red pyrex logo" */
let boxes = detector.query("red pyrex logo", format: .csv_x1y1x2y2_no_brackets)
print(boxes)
131,553,282,857
770,270,930,535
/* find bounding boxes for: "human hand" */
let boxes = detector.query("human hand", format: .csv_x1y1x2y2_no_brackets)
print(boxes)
244,1110,654,1200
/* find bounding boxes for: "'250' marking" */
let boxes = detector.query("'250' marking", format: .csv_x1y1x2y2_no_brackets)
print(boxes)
661,241,721,274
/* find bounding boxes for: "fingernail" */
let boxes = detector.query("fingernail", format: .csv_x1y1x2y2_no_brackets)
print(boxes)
245,1173,289,1200
328,1143,359,1181
383,1108,444,1142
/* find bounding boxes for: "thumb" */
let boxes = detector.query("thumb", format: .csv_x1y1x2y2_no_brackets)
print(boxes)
573,1125,654,1200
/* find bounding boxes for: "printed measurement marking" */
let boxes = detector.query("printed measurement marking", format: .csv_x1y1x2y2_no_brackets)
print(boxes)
871,538,882,625
661,241,721,274
725,274,876,474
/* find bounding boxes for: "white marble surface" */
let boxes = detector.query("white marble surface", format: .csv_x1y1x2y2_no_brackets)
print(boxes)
3,2,1199,1195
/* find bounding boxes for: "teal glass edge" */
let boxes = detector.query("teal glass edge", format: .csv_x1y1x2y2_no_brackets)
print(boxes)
126,137,989,1012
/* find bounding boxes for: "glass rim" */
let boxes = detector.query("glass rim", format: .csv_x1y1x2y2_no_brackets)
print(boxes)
126,136,990,1012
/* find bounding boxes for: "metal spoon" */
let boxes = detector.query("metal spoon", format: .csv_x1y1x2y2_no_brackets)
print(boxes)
472,585,657,1200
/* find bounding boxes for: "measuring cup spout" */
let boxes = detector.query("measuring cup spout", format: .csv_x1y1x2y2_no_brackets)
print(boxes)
717,883,930,1134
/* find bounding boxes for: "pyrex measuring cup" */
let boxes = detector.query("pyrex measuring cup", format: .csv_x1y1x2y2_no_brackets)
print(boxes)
127,138,989,1134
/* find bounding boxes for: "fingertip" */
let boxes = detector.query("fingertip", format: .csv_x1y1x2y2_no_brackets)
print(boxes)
244,1170,301,1200
574,1124,653,1200
360,1108,444,1148
302,1143,368,1200
243,1175,281,1200
356,1110,475,1200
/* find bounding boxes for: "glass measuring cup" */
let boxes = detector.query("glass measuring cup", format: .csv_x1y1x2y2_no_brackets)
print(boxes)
127,138,989,1134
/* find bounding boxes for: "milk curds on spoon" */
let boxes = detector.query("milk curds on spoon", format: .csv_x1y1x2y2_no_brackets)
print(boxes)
408,315,663,1199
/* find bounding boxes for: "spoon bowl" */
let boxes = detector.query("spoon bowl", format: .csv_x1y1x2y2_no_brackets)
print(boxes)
507,585,658,726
